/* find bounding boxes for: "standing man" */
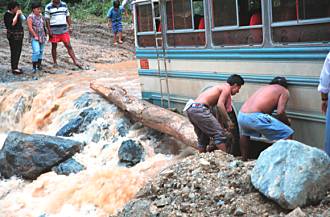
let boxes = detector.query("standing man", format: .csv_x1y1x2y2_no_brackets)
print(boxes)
185,74,244,153
318,52,330,156
238,77,294,160
45,0,82,68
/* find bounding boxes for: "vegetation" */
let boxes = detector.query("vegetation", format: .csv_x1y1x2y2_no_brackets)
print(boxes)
0,0,131,23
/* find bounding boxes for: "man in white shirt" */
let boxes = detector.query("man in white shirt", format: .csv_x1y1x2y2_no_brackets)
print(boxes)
45,0,82,68
318,52,330,156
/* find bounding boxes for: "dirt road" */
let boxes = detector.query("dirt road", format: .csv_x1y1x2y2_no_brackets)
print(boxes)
0,21,135,82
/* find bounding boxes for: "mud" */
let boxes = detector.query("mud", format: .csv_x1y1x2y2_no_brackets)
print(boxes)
0,21,135,82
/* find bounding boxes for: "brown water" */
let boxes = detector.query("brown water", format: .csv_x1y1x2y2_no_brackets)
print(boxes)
0,61,176,217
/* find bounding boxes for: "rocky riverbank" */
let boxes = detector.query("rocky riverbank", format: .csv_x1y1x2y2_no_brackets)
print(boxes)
116,151,330,217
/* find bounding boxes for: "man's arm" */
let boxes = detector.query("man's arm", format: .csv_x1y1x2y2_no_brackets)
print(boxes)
44,6,52,37
66,16,73,32
275,91,290,125
217,87,233,129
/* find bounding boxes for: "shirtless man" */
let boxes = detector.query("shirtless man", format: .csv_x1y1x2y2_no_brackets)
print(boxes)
185,74,244,153
238,76,294,160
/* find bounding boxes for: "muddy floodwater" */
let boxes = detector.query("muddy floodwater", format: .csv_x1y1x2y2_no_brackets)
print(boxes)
0,61,182,217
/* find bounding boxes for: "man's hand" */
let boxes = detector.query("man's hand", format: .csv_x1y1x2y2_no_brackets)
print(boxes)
34,35,39,41
68,26,73,34
322,100,328,114
16,9,22,15
48,30,53,38
227,121,235,131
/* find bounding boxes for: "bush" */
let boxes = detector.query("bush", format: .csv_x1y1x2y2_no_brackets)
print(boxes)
1,0,131,22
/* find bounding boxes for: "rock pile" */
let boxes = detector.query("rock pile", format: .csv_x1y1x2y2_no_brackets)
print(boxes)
116,151,330,217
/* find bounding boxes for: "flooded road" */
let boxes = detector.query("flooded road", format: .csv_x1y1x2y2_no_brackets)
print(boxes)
0,61,179,217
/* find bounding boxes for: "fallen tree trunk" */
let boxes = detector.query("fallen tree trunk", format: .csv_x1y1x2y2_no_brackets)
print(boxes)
90,83,198,148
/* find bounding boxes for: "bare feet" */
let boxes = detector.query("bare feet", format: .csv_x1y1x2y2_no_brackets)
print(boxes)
118,40,123,44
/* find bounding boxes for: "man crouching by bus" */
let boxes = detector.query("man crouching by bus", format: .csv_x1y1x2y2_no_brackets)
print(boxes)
238,76,294,161
184,74,244,153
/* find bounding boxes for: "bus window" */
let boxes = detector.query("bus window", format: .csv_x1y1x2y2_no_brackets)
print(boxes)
166,0,206,47
211,0,263,46
136,3,160,47
271,0,330,44
136,4,153,32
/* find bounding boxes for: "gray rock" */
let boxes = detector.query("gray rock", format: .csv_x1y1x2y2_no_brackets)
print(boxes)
56,108,101,137
251,140,330,209
285,207,306,217
56,116,84,137
234,207,245,216
52,158,85,175
117,199,152,217
118,140,145,167
0,131,83,180
74,92,93,109
78,108,101,133
116,118,131,137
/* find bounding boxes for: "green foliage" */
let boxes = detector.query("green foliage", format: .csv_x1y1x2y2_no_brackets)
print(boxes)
1,0,131,22
71,0,114,22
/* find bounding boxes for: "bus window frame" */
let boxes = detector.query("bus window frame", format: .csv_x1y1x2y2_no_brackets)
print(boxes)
165,0,207,48
210,0,265,48
269,1,330,46
135,1,162,48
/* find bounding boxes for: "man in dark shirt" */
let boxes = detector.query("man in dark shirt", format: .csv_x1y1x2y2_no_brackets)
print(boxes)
4,1,24,74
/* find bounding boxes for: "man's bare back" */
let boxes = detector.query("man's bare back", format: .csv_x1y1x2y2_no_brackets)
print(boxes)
240,84,289,115
195,84,231,107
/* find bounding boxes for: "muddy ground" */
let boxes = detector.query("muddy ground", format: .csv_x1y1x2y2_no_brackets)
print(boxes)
0,21,135,82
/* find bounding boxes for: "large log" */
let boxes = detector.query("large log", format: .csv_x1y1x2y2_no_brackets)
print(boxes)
90,83,198,148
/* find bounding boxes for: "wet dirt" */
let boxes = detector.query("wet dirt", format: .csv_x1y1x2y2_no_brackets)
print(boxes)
0,21,135,82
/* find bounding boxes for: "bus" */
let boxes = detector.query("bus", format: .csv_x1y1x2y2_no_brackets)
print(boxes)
131,0,330,152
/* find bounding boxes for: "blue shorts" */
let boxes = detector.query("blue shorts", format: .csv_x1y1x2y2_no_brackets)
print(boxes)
112,21,122,33
238,112,294,141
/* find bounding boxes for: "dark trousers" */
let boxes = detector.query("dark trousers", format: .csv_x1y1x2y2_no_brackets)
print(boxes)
7,31,24,70
187,105,227,148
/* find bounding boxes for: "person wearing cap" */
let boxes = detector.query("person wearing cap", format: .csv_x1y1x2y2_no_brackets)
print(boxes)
318,52,330,156
238,77,294,161
27,2,47,73
184,74,245,153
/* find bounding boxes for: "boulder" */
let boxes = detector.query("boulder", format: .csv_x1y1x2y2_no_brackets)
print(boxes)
116,118,131,137
78,107,101,133
55,108,101,137
118,140,145,167
0,131,83,180
251,140,330,209
52,158,85,175
56,116,84,137
74,92,93,109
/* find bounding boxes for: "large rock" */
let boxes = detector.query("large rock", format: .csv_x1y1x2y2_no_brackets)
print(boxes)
251,140,330,209
56,107,101,137
56,116,84,137
52,158,85,175
0,131,83,180
118,140,145,167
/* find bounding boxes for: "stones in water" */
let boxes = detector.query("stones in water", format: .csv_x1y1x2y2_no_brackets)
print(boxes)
251,140,330,209
116,118,131,137
118,139,145,167
56,116,84,137
56,107,101,137
52,158,85,175
73,92,93,109
0,131,83,180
